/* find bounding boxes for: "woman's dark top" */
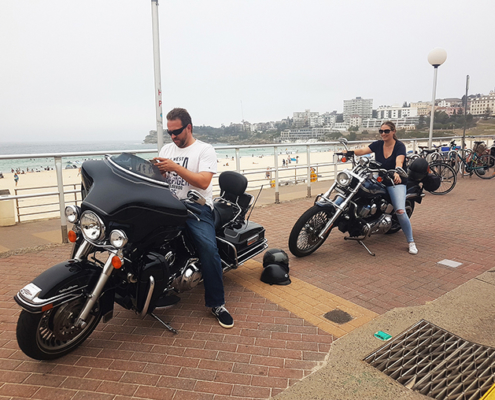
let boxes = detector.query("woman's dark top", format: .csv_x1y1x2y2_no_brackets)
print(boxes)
369,140,408,186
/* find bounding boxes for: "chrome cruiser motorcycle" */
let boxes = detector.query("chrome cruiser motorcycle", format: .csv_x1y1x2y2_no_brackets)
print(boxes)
288,139,425,257
14,153,267,360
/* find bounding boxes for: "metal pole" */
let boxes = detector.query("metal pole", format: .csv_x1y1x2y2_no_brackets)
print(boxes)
306,145,311,198
461,75,469,178
428,66,439,149
235,148,241,172
274,146,279,204
55,156,68,243
151,0,164,152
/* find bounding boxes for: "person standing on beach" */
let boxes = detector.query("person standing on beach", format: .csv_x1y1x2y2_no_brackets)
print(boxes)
14,173,19,186
345,121,418,255
153,108,234,329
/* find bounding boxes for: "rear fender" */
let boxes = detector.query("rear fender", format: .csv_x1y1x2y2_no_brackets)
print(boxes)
14,260,113,315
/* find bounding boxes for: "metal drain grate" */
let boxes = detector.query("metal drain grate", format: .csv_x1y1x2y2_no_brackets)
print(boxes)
364,320,495,400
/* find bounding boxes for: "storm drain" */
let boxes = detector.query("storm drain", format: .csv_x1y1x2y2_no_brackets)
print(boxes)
364,320,495,400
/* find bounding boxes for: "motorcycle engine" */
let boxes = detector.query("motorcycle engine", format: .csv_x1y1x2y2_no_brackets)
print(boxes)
361,214,393,236
172,260,202,292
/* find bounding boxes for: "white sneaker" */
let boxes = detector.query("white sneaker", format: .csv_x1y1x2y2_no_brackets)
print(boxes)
409,242,418,255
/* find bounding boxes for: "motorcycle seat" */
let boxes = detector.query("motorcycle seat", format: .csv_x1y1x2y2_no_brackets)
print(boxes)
213,171,252,231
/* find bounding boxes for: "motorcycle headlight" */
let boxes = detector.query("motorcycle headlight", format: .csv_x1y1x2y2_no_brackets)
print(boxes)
80,211,106,242
65,205,81,223
110,230,128,249
336,171,352,187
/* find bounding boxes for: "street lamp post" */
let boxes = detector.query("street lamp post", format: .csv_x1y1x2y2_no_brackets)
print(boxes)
427,48,447,149
151,0,164,152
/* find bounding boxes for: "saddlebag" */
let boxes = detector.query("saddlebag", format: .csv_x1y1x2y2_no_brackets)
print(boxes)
217,221,267,268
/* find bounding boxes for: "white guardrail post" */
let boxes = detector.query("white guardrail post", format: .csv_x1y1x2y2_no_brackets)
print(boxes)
273,146,279,204
54,156,68,243
306,145,311,198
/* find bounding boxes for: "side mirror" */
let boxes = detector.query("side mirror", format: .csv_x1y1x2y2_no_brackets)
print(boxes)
186,190,206,206
396,167,408,178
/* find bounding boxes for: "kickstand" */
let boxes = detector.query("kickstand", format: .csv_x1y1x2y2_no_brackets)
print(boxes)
150,312,178,334
358,240,375,256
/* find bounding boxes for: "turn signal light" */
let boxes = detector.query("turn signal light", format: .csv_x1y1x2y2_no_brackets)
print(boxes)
68,230,77,243
112,256,123,269
341,157,347,163
377,176,383,183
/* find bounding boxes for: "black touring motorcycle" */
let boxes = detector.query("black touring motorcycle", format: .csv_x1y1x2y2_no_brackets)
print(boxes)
14,153,267,360
289,138,432,257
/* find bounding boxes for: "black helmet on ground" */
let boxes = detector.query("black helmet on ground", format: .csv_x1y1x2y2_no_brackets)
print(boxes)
263,248,289,272
260,264,291,286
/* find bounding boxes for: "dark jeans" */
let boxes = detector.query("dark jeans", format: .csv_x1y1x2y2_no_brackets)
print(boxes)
185,204,225,308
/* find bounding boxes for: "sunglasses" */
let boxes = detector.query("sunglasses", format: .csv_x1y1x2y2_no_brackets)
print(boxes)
379,129,391,134
167,124,189,136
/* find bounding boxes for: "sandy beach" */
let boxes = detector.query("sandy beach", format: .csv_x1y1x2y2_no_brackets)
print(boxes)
0,141,421,223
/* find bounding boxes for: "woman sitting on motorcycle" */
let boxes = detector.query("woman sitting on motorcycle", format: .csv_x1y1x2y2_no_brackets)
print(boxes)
345,121,418,255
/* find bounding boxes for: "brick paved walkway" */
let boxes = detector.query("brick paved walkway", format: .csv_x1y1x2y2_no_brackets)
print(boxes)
0,177,494,399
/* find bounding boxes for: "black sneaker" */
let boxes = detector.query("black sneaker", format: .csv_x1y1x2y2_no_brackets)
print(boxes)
211,305,234,328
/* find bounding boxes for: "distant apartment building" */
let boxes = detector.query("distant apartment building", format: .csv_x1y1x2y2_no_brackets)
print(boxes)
349,115,362,127
361,117,419,130
280,127,338,141
375,105,418,120
410,101,431,116
469,93,495,116
293,110,319,127
343,97,373,122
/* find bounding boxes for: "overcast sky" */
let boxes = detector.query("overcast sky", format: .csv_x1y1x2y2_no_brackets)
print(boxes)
1,0,494,142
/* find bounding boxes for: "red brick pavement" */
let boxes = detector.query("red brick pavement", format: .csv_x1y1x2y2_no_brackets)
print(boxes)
0,176,494,399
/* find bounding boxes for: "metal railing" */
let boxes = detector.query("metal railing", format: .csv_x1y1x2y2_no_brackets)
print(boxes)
0,135,493,242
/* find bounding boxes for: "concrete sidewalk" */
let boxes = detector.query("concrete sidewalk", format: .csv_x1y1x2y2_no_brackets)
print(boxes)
0,176,494,399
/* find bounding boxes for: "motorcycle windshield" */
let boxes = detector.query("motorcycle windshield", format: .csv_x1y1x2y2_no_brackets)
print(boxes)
109,153,167,185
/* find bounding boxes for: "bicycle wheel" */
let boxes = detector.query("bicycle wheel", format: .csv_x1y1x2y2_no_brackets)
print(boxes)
428,162,457,195
473,154,495,179
446,151,460,174
430,152,444,163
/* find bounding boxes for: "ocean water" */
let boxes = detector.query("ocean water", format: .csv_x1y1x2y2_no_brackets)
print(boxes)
0,140,335,173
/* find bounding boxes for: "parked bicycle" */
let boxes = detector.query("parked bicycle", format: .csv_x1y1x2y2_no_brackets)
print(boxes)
446,141,495,179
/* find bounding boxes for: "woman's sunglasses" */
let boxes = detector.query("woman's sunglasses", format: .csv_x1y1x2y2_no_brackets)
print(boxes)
379,129,391,134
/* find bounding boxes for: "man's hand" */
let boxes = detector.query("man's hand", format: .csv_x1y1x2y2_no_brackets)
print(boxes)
153,157,178,175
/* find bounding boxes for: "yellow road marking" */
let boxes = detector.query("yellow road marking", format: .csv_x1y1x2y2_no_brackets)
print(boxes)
228,259,378,338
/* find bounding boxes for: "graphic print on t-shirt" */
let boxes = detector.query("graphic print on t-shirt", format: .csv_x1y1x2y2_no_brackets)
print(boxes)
167,156,189,194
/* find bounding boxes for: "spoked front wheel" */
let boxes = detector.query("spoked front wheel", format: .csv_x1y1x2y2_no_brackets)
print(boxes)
473,155,495,179
288,206,334,257
428,162,457,195
16,297,101,360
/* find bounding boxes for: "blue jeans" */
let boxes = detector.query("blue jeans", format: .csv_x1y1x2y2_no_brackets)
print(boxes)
185,204,225,308
386,184,414,243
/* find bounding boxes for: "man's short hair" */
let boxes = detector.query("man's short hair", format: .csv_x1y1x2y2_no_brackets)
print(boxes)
167,108,193,132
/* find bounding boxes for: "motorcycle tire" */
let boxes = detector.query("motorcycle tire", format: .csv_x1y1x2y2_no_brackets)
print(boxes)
288,205,334,257
386,199,415,235
16,297,102,360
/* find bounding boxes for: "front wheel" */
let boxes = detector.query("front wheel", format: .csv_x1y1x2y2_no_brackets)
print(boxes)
288,206,334,257
386,199,415,234
16,297,101,360
474,155,495,179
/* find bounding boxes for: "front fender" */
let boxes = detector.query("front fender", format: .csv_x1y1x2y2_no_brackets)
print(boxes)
14,259,103,314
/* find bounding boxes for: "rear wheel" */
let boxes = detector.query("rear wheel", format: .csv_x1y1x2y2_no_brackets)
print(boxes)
473,155,495,179
16,297,101,360
428,162,457,195
386,199,415,234
288,206,334,257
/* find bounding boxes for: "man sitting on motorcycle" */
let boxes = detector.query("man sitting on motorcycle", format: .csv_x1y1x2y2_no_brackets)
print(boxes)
345,121,418,255
154,108,234,328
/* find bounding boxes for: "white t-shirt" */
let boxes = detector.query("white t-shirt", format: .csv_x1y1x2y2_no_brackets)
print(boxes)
159,140,217,208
